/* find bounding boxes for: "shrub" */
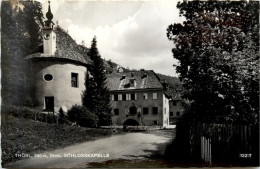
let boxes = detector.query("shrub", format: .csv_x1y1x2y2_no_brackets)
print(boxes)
20,107,36,119
8,106,21,117
2,105,57,124
164,112,195,163
23,97,34,107
58,108,65,125
67,105,98,127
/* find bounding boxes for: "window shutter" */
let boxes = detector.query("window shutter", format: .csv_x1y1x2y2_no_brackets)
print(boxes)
135,93,137,100
119,94,122,100
112,95,114,101
126,94,129,100
153,93,157,99
143,93,148,100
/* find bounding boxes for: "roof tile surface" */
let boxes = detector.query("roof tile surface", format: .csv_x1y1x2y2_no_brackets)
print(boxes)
25,26,92,65
106,70,164,91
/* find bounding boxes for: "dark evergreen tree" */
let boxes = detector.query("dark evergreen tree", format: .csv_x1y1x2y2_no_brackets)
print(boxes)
82,37,112,126
1,1,44,106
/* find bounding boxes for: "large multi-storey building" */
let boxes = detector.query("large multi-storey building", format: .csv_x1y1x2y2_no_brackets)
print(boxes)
106,70,172,127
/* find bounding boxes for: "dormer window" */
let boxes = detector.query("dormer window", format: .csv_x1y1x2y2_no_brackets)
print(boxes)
123,78,135,88
129,79,135,87
142,73,147,79
120,75,126,80
162,80,169,89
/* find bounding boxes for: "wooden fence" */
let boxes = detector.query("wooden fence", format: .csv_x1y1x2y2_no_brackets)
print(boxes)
189,123,259,165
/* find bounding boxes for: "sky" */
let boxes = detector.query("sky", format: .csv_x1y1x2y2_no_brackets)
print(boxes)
40,0,185,77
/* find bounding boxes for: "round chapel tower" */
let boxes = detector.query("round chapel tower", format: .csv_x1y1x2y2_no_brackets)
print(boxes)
26,2,92,112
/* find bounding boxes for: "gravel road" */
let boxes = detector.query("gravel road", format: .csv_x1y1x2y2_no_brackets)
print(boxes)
5,130,173,168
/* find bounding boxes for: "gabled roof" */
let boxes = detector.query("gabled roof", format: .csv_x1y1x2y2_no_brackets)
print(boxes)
106,70,164,91
25,26,92,66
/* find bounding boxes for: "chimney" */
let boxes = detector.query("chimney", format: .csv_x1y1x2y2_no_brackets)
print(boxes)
162,80,169,89
142,73,147,79
117,66,124,73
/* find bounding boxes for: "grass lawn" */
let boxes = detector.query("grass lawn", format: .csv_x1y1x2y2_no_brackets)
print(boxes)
1,116,122,165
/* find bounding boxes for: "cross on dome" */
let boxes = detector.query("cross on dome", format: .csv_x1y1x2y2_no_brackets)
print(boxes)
46,1,53,22
44,1,55,29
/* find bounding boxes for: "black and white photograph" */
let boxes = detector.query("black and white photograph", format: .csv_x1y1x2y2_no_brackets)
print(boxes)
1,0,259,168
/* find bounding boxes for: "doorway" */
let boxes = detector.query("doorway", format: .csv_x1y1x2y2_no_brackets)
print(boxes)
129,106,137,116
45,96,54,111
123,119,139,126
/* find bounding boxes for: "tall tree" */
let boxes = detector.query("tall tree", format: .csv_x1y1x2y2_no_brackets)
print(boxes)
167,1,259,124
82,37,112,126
1,0,44,106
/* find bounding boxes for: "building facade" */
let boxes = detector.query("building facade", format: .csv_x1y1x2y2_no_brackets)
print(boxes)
106,70,171,127
169,99,183,125
25,3,92,112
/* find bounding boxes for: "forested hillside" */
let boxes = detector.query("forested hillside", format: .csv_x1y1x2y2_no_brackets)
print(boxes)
1,1,44,106
156,73,181,87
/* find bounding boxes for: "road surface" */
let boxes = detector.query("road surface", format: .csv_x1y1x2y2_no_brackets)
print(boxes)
5,131,173,168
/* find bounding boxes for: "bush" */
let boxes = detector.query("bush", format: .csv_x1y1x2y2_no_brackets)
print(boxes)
67,105,99,127
2,104,97,126
164,112,195,164
9,106,38,120
58,108,65,125
23,97,34,107
2,105,57,124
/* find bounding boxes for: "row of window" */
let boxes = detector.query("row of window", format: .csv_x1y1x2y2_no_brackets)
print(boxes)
43,72,79,88
114,109,181,117
170,111,181,116
114,107,158,116
112,93,158,101
172,100,180,106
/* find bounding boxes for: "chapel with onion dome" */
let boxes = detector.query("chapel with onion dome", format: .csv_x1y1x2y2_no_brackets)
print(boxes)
25,2,92,112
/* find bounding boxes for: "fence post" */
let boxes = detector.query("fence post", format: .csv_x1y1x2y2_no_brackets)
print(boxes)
248,125,252,154
209,137,212,164
201,136,204,161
